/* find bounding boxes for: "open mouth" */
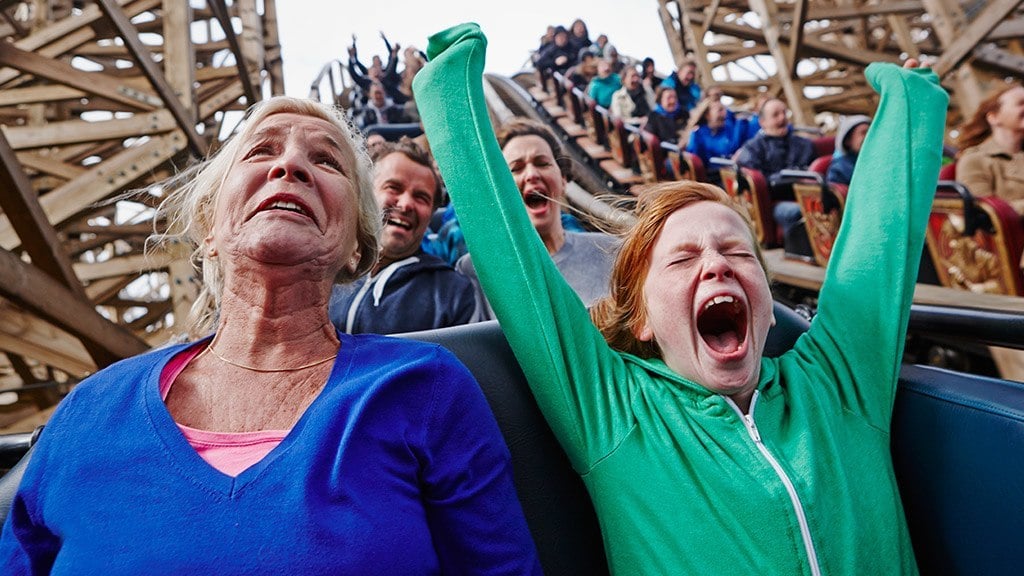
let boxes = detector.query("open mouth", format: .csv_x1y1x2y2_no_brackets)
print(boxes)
266,200,309,217
524,191,549,209
697,295,747,354
383,209,414,231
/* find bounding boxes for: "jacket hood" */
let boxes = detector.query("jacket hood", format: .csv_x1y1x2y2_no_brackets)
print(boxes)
835,114,871,156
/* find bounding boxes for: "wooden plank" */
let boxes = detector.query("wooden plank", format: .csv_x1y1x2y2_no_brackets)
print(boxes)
787,0,808,78
0,247,147,364
96,0,206,157
2,111,176,150
16,152,86,180
748,0,810,126
0,132,187,250
0,128,119,371
0,85,87,107
162,0,195,109
765,249,1024,314
932,0,1024,78
73,251,175,282
209,0,258,105
0,308,94,376
658,0,688,67
0,41,159,110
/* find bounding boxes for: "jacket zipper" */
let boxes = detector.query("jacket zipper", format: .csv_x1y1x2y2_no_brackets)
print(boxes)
725,392,822,576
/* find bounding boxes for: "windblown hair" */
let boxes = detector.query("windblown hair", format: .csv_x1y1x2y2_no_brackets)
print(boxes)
957,82,1023,151
497,117,574,180
152,96,380,339
589,181,767,359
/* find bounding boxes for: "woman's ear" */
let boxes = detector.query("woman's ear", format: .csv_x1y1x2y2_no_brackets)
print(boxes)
345,248,362,275
204,235,217,258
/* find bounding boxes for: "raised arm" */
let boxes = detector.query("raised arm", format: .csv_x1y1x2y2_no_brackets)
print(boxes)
413,24,634,472
787,62,948,427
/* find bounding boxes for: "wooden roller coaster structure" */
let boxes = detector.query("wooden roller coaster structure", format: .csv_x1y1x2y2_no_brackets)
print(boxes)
0,0,282,429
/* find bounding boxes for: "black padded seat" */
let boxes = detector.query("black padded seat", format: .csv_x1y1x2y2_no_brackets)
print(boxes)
401,301,809,575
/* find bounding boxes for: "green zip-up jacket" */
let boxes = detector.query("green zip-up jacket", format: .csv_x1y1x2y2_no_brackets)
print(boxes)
414,24,948,575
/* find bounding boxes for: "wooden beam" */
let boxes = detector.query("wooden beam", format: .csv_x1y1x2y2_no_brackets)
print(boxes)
209,0,258,105
787,0,808,79
0,305,94,375
0,41,159,110
973,43,1024,77
73,251,175,282
932,0,1024,78
5,353,38,384
0,248,148,365
16,152,86,180
0,132,187,250
95,0,206,157
777,1,924,22
2,111,176,150
162,0,195,111
748,0,810,126
658,0,688,67
0,85,87,107
0,129,126,368
688,11,900,67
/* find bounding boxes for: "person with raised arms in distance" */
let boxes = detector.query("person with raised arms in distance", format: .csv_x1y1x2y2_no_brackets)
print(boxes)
415,22,947,575
0,96,540,575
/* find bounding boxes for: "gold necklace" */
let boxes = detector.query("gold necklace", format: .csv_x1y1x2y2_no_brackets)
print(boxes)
200,339,338,373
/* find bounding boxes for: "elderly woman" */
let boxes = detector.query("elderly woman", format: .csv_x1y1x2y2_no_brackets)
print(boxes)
416,24,947,575
0,97,540,574
456,118,618,320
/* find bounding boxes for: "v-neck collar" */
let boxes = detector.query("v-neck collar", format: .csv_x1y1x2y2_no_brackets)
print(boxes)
142,331,357,497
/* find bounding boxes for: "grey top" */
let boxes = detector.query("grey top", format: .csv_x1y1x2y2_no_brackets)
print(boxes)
457,231,619,321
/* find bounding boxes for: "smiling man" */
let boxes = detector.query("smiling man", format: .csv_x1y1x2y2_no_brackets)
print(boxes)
328,139,477,334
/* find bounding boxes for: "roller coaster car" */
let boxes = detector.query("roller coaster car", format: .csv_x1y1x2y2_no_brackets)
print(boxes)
715,158,779,247
3,304,1022,576
775,169,848,267
552,72,586,139
924,181,1024,296
665,147,707,183
633,129,670,184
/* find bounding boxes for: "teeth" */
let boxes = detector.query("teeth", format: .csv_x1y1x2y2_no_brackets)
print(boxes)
269,200,306,215
703,295,735,311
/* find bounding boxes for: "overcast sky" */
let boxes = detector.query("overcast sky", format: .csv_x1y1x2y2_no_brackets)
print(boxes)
275,1,677,98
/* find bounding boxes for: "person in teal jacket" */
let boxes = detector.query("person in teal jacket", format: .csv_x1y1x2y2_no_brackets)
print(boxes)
415,23,947,575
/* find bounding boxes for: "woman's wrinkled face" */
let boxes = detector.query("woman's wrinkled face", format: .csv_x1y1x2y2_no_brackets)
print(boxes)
503,134,566,238
209,112,360,279
637,202,774,401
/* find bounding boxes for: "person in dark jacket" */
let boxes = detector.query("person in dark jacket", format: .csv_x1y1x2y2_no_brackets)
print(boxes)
645,85,688,145
357,82,411,130
533,26,576,75
736,98,817,236
827,115,871,186
329,140,477,334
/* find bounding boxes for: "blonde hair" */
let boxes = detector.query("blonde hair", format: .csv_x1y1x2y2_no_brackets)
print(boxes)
590,181,766,358
153,96,380,339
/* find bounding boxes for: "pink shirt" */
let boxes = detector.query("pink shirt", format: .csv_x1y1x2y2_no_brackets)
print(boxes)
160,344,288,477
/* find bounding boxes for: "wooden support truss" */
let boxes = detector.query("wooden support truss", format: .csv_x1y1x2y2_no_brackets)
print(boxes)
659,0,1024,125
0,0,283,405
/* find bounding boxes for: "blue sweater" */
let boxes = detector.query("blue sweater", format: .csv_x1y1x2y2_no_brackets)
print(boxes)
0,335,541,575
